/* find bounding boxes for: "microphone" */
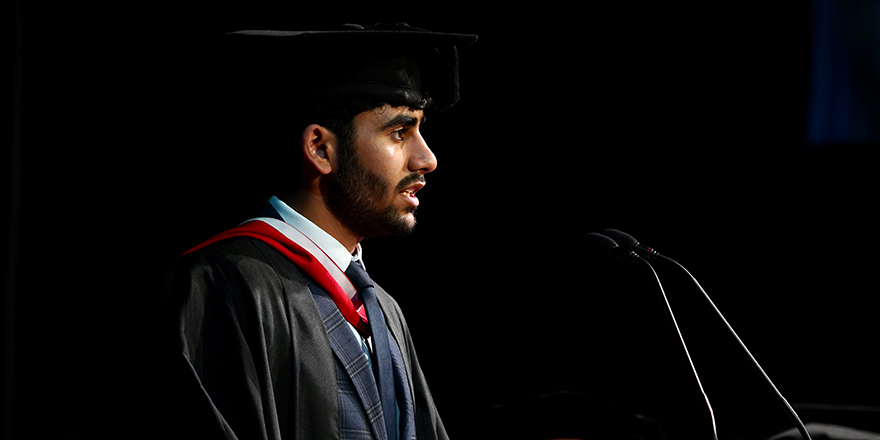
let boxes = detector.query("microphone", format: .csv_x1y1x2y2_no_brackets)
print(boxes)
601,229,812,440
603,229,667,261
585,232,637,261
587,232,718,439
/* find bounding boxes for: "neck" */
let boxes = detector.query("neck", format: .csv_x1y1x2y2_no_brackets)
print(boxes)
278,190,362,253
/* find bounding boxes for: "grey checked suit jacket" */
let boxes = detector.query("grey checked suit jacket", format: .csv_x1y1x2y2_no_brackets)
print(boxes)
310,283,416,440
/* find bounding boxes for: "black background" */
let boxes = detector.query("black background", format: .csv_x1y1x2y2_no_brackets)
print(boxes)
5,2,879,439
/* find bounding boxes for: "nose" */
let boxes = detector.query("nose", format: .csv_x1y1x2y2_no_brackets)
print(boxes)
409,131,437,174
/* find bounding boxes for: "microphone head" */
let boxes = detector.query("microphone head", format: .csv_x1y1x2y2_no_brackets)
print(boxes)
604,228,665,260
603,229,638,249
586,233,635,261
586,232,618,255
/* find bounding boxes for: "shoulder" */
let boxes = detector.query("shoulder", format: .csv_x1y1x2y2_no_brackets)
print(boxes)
166,237,310,298
177,236,272,268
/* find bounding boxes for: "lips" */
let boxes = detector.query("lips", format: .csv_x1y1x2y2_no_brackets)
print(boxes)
400,183,423,197
399,180,425,207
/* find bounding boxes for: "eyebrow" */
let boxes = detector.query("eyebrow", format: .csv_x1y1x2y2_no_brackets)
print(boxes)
380,112,425,130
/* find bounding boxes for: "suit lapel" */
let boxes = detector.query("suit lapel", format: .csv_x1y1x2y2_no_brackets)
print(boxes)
375,286,416,440
310,283,389,440
374,286,409,382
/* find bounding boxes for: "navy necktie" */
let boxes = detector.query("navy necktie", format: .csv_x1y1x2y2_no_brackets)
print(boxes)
345,261,398,440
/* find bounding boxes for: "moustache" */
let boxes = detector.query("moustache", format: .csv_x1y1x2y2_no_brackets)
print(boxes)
395,174,426,192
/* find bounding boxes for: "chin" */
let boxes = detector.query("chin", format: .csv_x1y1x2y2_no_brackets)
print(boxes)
390,215,418,237
385,211,418,237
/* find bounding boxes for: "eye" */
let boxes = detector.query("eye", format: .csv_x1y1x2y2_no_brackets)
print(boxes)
391,127,409,140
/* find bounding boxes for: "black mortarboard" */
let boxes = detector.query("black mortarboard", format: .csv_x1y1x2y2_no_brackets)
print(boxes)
227,23,478,111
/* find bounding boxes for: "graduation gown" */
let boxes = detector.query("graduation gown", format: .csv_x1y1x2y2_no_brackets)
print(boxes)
160,236,447,440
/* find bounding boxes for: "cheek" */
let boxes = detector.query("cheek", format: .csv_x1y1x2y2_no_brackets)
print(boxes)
359,145,405,176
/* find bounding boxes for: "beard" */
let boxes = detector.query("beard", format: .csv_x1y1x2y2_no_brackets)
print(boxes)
326,143,422,240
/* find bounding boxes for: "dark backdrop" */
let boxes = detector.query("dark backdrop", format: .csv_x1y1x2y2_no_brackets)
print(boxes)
5,2,879,439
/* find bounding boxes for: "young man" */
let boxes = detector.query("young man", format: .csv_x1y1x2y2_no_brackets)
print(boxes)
161,23,476,440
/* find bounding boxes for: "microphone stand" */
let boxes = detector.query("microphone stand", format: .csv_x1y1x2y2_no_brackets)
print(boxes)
658,255,812,440
632,255,719,440
602,229,812,439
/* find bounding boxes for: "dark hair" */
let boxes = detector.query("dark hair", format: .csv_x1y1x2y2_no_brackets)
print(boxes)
297,92,433,148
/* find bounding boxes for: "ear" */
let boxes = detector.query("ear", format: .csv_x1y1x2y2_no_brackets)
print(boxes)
300,124,335,176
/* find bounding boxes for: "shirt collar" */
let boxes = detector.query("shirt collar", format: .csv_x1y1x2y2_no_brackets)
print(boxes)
268,196,363,271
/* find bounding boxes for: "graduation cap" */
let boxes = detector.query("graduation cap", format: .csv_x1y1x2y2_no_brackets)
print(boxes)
227,23,478,111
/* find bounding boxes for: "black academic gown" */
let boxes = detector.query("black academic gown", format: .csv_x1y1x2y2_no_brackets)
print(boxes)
160,237,447,440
